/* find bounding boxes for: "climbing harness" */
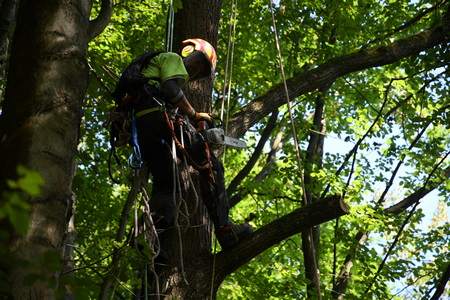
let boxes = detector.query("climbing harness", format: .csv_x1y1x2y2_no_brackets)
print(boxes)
135,106,165,118
128,110,144,169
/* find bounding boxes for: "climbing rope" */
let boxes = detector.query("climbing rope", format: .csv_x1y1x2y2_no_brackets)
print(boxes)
220,0,237,124
166,0,175,52
267,0,308,205
219,0,238,164
128,180,162,300
267,1,321,297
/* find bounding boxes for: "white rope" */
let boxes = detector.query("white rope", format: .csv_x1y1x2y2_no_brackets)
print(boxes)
141,187,161,300
169,138,189,285
220,0,237,122
220,0,238,164
267,0,308,205
267,1,321,297
166,0,175,52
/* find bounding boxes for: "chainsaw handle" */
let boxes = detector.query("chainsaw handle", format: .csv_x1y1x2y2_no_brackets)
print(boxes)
197,120,209,131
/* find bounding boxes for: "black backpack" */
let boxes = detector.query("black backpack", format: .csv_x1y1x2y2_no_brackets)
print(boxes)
106,51,162,182
111,51,162,107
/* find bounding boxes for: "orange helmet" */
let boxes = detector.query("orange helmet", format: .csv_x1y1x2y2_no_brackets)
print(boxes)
181,38,217,75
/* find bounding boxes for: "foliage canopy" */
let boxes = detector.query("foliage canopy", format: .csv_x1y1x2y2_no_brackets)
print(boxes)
3,0,445,298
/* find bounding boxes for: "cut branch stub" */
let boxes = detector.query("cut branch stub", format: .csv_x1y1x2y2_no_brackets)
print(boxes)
214,195,348,284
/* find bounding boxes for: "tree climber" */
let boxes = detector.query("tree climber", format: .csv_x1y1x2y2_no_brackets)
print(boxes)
112,38,252,249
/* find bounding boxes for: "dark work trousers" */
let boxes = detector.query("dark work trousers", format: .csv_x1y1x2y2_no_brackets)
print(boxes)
136,110,230,230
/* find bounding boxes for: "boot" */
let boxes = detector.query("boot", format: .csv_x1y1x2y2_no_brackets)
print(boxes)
215,222,253,250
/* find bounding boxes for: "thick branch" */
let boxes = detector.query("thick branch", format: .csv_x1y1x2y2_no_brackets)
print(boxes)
430,263,450,300
302,94,325,299
228,22,449,137
88,0,112,41
226,110,278,196
332,231,368,299
214,196,348,283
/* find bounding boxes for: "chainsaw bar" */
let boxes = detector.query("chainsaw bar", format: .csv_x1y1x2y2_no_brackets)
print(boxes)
203,128,247,148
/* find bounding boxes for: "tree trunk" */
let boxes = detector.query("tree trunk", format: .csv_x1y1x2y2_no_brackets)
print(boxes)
0,0,18,77
0,0,92,297
301,94,326,299
143,1,222,299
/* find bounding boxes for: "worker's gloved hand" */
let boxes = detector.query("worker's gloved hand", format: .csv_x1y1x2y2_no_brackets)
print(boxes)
194,112,212,123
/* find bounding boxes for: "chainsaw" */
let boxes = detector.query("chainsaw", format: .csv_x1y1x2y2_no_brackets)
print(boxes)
203,127,246,148
196,119,246,149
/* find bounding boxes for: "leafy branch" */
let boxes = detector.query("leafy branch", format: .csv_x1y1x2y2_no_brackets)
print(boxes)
228,16,450,137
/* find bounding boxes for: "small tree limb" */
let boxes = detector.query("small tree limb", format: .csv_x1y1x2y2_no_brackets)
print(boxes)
364,0,447,47
332,159,450,298
385,165,450,214
254,130,283,181
364,201,421,294
228,127,284,208
99,169,148,300
332,231,368,300
226,110,279,196
88,0,112,41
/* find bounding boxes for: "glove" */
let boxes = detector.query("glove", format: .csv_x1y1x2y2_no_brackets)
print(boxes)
194,112,212,123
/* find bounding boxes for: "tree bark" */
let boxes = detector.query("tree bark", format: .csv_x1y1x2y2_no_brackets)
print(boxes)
0,0,99,297
0,0,18,101
61,194,76,300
